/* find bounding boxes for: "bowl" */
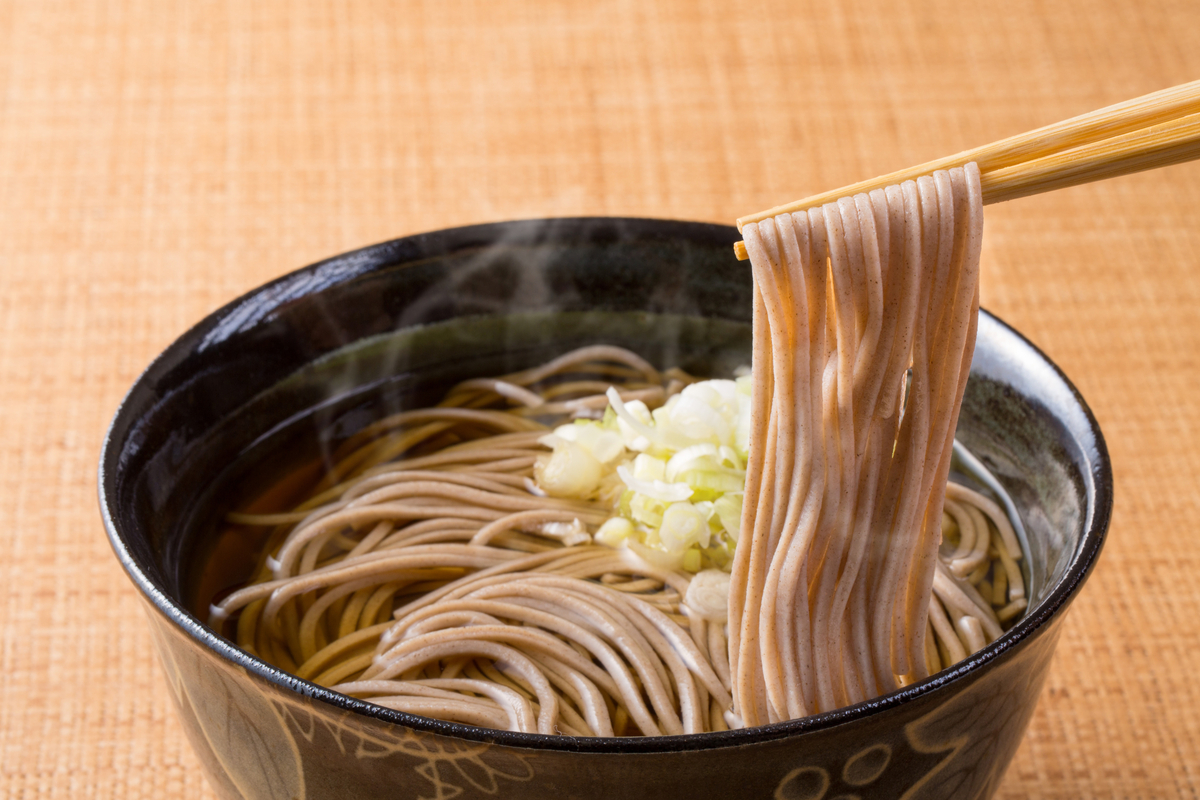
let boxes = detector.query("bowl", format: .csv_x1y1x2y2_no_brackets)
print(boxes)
99,217,1111,800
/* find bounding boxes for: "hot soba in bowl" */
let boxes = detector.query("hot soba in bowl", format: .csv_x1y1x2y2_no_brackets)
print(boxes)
100,217,1110,800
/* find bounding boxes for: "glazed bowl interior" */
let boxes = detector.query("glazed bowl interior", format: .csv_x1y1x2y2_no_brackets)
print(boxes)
100,217,1110,754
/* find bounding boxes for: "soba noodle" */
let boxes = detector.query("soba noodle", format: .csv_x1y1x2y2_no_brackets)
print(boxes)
208,163,1025,735
730,162,987,723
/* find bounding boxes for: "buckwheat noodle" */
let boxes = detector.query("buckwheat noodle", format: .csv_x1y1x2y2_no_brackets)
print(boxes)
209,164,1027,735
730,162,989,724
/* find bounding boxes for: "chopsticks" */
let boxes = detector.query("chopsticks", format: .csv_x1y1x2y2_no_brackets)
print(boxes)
732,80,1200,260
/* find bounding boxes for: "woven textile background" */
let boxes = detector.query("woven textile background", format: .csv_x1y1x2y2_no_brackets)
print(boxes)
1,1,1198,797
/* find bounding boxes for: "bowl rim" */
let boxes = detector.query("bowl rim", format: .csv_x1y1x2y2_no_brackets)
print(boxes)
98,216,1113,754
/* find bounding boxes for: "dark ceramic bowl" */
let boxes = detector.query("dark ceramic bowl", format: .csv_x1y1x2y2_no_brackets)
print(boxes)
99,218,1111,800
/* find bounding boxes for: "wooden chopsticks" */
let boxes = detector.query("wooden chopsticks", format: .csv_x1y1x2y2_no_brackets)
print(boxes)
732,80,1200,260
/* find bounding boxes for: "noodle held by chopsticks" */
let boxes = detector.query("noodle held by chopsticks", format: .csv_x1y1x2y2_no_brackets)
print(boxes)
730,163,984,724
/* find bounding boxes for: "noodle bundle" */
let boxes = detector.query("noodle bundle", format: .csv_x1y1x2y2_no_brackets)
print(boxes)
732,162,985,724
209,163,1026,735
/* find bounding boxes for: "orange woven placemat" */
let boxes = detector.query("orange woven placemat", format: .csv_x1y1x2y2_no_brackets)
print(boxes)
2,1,1198,797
